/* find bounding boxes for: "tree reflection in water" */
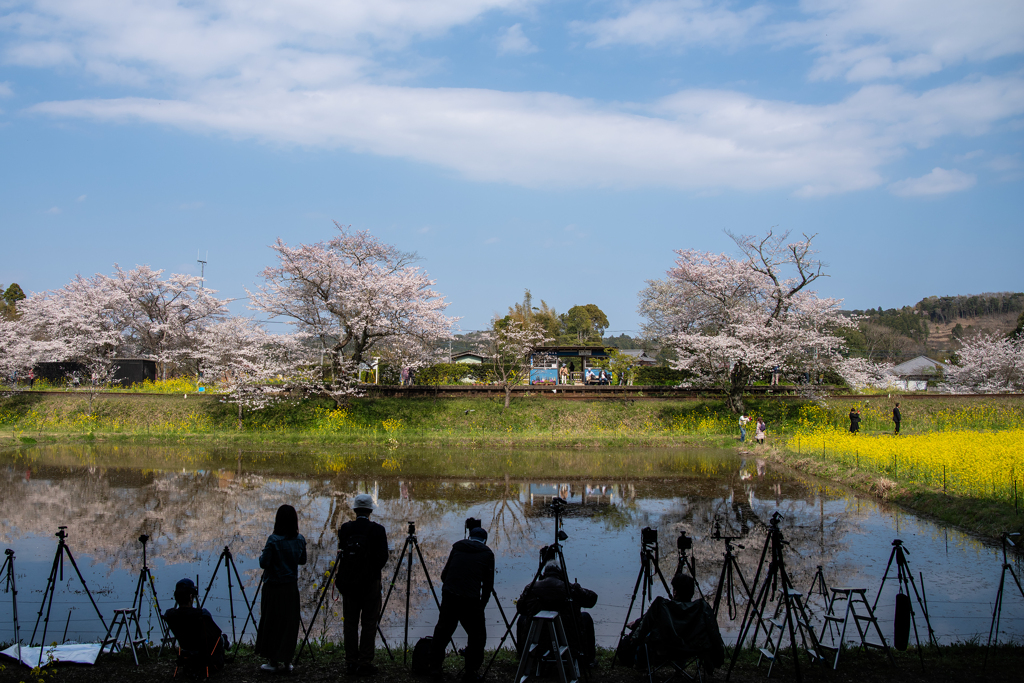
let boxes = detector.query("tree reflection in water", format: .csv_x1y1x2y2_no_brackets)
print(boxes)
0,444,1017,648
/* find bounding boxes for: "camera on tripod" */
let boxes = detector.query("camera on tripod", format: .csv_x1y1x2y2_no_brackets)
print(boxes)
138,534,150,545
641,526,658,547
465,517,481,532
677,531,692,552
408,521,416,535
4,548,11,557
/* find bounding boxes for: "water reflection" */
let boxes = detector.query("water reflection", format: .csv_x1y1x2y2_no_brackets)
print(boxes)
0,444,1021,652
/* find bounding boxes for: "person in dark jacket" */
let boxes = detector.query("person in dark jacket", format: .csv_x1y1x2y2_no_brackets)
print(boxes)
163,578,226,674
429,526,495,681
849,408,861,434
516,560,598,668
893,402,901,435
255,504,307,674
335,493,389,676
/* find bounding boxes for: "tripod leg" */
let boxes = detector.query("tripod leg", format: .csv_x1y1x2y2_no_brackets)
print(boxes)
377,538,411,628
412,540,459,656
612,565,647,666
144,568,168,641
61,546,108,631
481,611,518,679
30,548,62,646
296,552,342,661
872,548,898,613
200,551,227,609
227,554,256,647
726,563,773,681
235,574,264,653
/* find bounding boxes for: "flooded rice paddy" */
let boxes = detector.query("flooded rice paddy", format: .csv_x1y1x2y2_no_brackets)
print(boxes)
0,444,1022,653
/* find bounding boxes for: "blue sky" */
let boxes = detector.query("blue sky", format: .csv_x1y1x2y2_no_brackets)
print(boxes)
1,0,1022,335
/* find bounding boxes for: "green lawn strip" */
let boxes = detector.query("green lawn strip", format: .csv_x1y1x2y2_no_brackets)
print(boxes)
2,393,1022,445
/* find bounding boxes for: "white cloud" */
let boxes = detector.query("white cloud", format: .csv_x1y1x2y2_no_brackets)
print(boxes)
889,167,975,196
28,74,1024,195
775,0,1024,82
45,206,61,214
76,194,86,201
497,24,538,55
0,81,12,97
484,236,499,244
575,0,769,49
987,154,1021,172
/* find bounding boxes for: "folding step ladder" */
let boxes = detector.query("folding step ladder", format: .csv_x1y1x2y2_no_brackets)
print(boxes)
818,587,895,669
99,608,149,665
515,610,579,683
756,588,826,678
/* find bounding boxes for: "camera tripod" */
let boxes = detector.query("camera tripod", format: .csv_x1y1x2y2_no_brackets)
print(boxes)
380,521,451,664
612,527,673,665
726,512,824,683
483,497,589,683
711,525,752,620
128,535,170,652
2,549,21,662
871,539,938,660
30,527,108,667
199,545,256,646
985,532,1024,667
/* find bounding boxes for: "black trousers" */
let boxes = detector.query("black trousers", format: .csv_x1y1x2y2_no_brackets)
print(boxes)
343,580,382,665
255,581,300,665
431,592,485,673
894,420,901,434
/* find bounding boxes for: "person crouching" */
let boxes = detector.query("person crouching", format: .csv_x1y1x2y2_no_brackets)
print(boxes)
162,578,227,676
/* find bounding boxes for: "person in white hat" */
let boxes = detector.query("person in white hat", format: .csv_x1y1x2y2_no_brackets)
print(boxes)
335,493,389,676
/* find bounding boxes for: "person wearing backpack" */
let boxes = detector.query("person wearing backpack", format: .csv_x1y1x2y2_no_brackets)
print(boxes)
336,493,389,676
428,526,495,683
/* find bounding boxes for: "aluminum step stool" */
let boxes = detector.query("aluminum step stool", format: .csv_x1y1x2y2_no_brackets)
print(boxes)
99,607,150,666
818,587,895,669
756,588,826,678
515,610,579,683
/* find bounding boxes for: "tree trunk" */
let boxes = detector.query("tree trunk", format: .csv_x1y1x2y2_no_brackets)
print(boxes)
504,384,512,409
727,362,751,414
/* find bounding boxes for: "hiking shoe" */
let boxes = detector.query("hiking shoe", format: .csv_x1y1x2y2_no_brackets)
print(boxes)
260,663,279,672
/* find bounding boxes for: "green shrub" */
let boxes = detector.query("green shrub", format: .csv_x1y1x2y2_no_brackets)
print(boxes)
636,367,691,386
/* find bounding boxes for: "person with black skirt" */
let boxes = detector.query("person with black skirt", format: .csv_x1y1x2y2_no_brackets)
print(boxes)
255,504,307,674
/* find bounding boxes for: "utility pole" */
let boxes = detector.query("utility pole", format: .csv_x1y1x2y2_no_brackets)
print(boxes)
197,250,208,289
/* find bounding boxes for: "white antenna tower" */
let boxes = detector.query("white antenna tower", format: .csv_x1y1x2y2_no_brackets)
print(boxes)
197,250,208,289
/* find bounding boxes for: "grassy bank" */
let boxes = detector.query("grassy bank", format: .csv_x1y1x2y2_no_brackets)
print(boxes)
3,391,1022,448
3,641,1023,683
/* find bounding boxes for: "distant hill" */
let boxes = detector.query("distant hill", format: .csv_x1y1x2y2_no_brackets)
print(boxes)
845,292,1023,362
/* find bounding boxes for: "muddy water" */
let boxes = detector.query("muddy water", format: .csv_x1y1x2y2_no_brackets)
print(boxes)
0,444,1021,653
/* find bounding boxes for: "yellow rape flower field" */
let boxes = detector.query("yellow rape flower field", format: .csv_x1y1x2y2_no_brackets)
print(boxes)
785,427,1024,505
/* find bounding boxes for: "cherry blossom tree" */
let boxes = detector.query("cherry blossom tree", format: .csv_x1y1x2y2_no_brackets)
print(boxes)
640,230,854,412
197,317,317,428
250,223,456,380
15,274,126,386
835,357,899,391
481,319,553,409
943,334,1024,393
100,265,228,378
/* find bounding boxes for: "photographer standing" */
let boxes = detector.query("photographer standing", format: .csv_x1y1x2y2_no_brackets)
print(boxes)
516,558,598,668
336,494,389,676
429,526,494,682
